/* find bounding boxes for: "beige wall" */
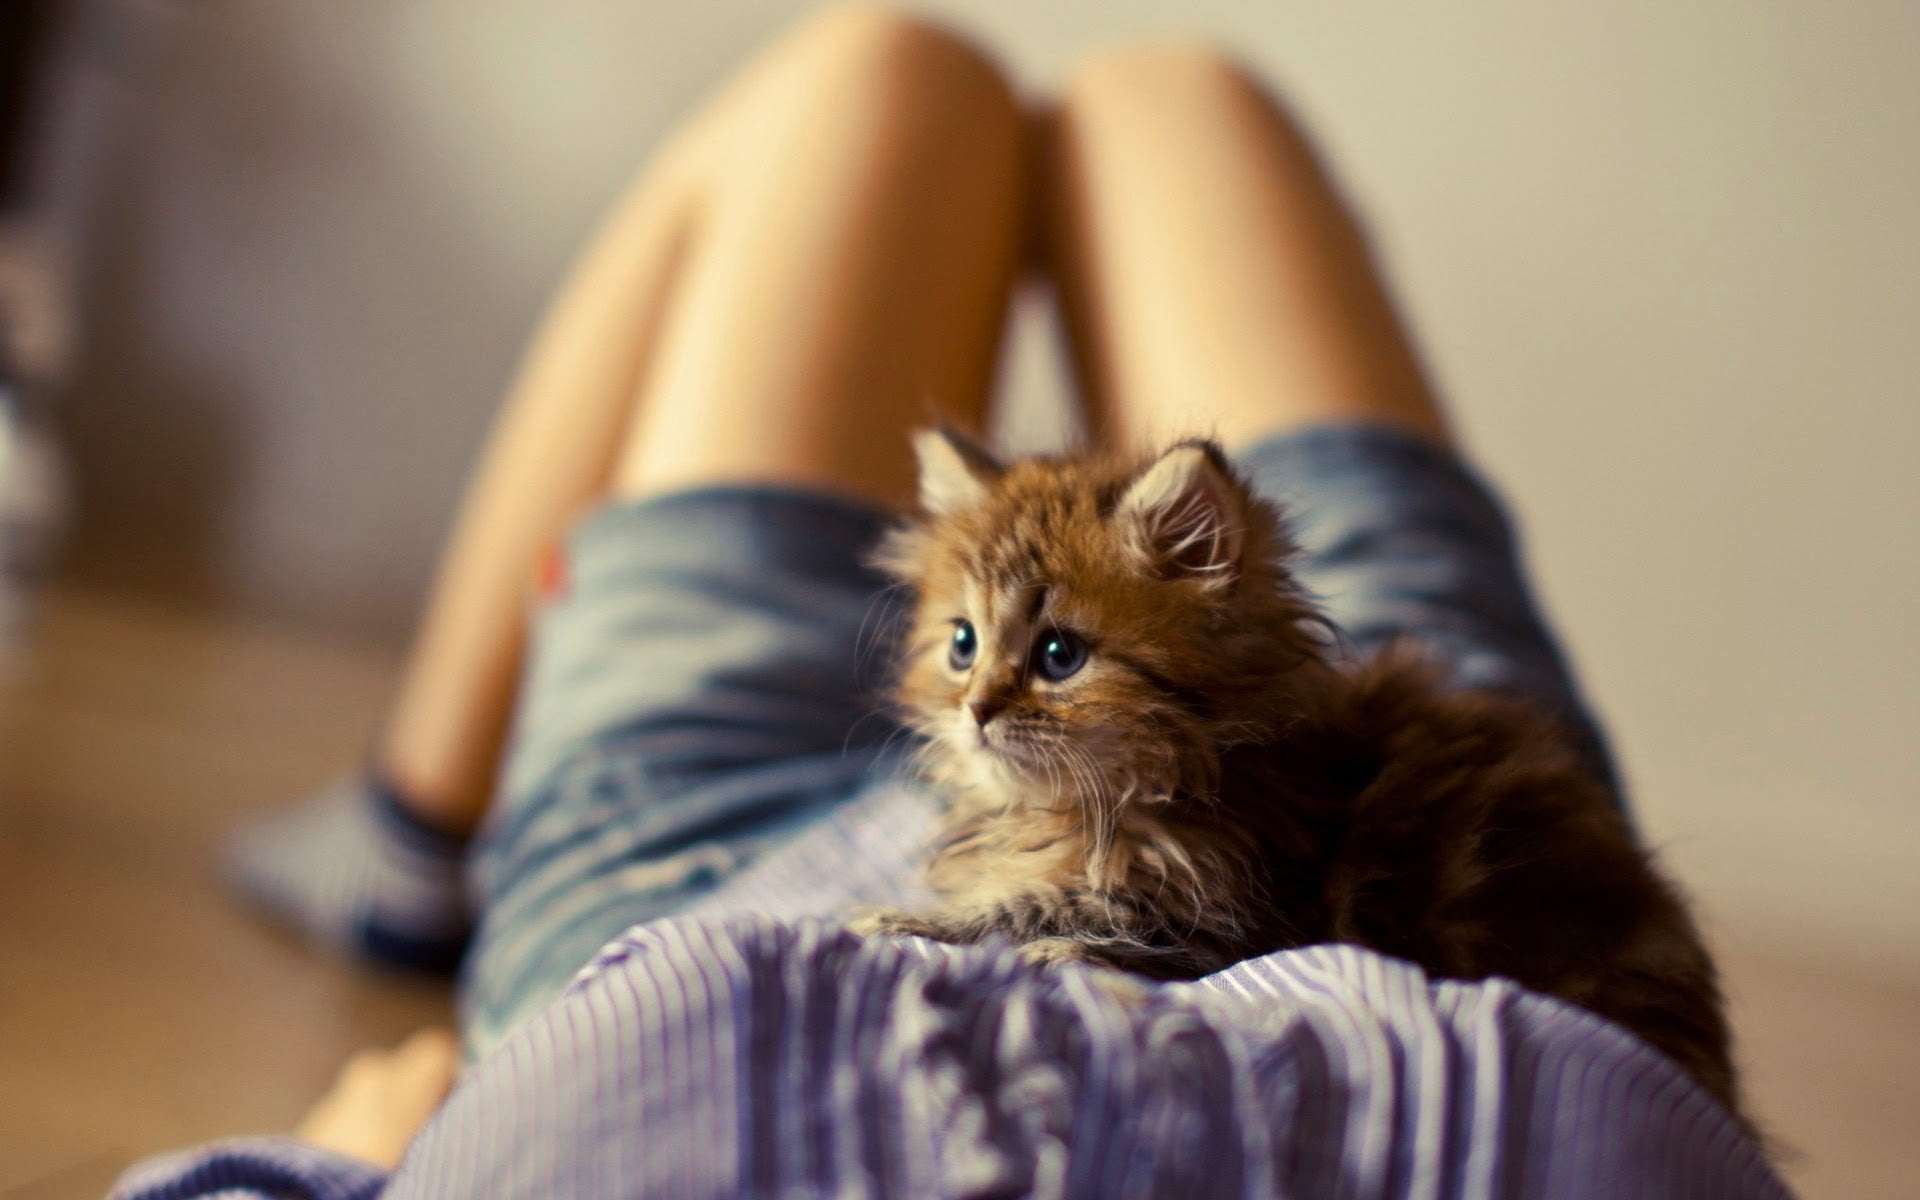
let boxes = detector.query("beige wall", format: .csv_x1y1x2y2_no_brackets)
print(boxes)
62,1,1920,982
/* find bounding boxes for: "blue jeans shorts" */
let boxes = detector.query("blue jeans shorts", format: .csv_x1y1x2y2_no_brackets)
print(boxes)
460,423,1618,1054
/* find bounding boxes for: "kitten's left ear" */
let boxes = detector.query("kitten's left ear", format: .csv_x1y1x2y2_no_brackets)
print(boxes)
913,426,1004,517
1117,441,1244,585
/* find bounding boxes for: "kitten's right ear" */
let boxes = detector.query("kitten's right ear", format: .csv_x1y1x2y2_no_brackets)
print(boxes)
912,427,1003,517
1117,440,1245,587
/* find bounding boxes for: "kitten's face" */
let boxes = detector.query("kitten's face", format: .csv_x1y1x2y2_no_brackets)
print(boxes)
880,431,1321,807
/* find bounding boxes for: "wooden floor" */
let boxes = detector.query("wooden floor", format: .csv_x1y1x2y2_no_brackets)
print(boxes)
0,589,1913,1198
0,591,448,1199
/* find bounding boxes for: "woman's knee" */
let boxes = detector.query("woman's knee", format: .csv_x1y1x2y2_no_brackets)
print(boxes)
770,4,1022,149
1055,41,1308,166
1060,40,1267,115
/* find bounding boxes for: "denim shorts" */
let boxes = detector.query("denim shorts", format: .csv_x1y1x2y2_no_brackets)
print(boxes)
460,423,1618,1055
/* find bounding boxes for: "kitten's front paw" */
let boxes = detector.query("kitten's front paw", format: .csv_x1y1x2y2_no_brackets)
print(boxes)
846,908,956,942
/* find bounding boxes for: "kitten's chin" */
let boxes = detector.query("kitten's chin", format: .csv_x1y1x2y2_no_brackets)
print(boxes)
950,736,1044,792
974,739,1101,803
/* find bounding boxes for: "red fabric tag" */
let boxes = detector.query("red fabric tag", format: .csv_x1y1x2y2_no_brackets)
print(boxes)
535,540,570,603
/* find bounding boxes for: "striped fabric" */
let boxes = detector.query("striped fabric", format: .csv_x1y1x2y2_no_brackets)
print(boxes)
112,780,1790,1199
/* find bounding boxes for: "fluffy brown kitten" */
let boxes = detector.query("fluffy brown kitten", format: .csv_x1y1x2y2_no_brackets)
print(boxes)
852,429,1742,1118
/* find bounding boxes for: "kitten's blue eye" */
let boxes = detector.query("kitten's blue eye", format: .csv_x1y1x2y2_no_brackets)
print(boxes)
948,620,978,671
1035,630,1087,682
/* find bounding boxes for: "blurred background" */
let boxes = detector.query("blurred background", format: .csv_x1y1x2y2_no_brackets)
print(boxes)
0,1,1914,1196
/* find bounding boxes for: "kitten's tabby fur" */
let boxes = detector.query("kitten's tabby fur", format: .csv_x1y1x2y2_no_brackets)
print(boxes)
852,430,1742,1119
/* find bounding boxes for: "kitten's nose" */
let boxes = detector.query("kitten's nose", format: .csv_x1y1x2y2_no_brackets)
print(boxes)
969,699,1004,728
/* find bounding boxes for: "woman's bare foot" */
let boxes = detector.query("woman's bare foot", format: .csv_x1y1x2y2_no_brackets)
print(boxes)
295,1027,462,1171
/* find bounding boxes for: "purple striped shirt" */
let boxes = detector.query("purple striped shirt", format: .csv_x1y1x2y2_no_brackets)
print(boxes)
112,782,1789,1199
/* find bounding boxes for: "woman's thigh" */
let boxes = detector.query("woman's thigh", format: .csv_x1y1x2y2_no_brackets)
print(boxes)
615,5,1026,507
1045,43,1448,453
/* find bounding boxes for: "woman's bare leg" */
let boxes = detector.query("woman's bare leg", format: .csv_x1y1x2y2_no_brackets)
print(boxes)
1045,43,1449,451
614,7,1024,505
380,4,1022,834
